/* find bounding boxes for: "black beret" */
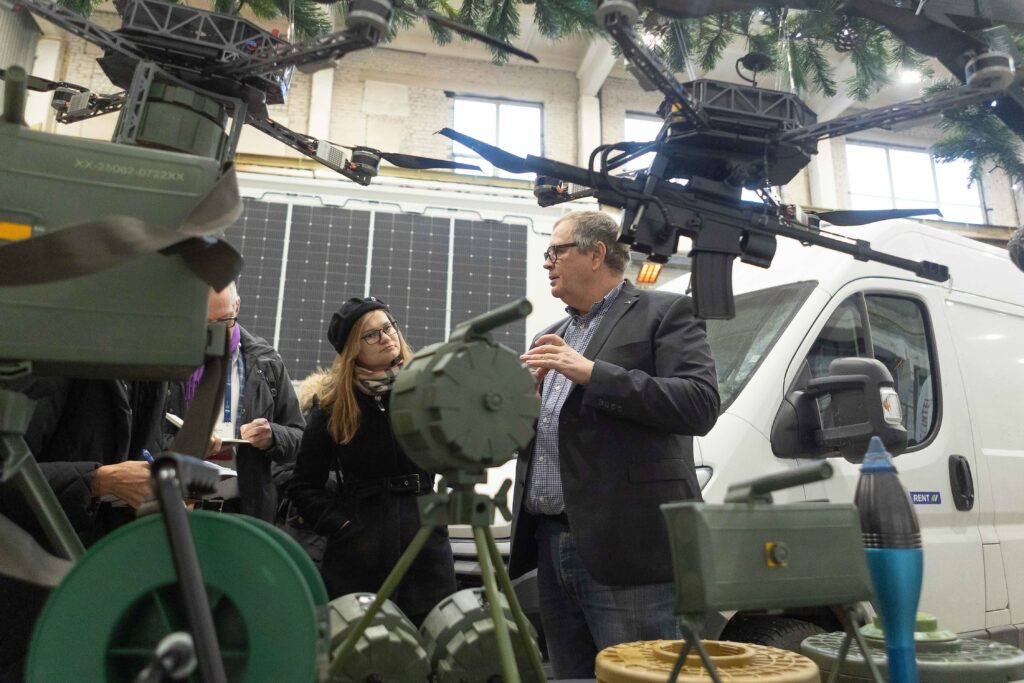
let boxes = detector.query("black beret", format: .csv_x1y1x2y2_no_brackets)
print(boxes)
327,296,389,354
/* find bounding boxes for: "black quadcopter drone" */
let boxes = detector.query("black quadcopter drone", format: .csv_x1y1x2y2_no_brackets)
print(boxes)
441,0,1024,319
0,0,538,185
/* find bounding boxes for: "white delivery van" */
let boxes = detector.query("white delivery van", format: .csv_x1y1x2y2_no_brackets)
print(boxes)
657,219,1024,648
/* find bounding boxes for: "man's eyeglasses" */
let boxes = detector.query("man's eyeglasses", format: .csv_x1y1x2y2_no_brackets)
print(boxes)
212,315,238,328
361,322,399,345
543,241,578,264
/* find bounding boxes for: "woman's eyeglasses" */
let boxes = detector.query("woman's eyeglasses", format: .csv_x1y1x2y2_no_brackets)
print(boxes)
361,322,398,345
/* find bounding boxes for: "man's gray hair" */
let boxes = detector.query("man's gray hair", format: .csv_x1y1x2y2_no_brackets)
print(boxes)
557,211,631,273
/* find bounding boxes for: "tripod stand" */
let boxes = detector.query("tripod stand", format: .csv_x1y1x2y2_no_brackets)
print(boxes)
328,472,546,683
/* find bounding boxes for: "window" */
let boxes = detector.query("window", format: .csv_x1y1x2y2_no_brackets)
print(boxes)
806,293,938,447
846,142,986,225
451,97,542,179
623,113,664,172
705,282,815,409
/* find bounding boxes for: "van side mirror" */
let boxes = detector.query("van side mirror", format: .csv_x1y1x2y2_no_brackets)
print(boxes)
771,357,907,462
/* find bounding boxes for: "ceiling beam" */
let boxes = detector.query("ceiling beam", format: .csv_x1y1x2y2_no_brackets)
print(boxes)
576,36,617,97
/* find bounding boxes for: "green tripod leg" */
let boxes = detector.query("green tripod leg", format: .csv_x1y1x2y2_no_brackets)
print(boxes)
327,525,433,679
474,526,521,683
0,389,84,560
483,526,546,682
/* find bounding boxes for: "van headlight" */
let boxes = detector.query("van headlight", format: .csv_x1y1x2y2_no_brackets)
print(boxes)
696,466,713,490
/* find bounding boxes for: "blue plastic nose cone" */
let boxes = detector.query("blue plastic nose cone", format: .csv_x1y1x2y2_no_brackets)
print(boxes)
861,436,895,472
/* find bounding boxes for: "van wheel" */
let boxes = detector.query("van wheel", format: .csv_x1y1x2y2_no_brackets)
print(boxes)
719,615,824,653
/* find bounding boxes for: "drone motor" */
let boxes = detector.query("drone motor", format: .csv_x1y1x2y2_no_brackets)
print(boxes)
348,147,382,178
346,0,393,42
965,51,1015,89
50,88,91,118
595,0,639,27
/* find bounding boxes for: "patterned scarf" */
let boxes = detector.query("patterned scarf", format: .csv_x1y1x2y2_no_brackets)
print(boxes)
353,358,404,396
184,323,241,408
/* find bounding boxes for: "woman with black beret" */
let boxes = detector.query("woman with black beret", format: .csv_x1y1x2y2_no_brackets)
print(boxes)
287,296,456,624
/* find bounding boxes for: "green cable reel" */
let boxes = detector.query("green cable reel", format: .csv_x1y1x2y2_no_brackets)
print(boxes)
28,511,328,682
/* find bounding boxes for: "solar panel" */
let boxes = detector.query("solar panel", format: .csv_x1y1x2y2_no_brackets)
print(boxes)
451,219,528,352
222,200,530,379
278,204,371,379
222,198,287,344
369,213,451,352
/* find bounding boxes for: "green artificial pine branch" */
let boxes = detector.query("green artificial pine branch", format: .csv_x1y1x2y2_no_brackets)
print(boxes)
270,0,332,40
927,80,1024,187
532,0,598,40
484,0,522,64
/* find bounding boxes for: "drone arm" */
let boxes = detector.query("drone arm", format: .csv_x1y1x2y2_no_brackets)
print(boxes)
55,91,128,124
598,7,708,129
245,115,372,185
779,83,1008,146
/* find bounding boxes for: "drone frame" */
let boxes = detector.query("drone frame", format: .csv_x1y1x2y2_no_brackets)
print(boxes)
443,0,1021,319
1,0,527,183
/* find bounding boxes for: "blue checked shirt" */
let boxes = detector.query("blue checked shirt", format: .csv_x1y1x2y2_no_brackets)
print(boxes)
525,282,624,515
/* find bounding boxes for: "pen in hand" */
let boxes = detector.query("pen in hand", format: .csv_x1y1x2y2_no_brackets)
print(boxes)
141,449,155,463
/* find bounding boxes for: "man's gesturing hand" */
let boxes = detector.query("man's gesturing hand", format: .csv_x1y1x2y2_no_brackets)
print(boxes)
520,334,595,386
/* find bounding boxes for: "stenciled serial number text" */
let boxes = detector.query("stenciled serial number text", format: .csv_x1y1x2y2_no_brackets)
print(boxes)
74,158,186,182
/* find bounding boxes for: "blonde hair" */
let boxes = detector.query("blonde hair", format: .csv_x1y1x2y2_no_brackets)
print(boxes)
321,311,413,444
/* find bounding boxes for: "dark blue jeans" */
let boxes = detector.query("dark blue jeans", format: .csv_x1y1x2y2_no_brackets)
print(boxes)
534,516,680,679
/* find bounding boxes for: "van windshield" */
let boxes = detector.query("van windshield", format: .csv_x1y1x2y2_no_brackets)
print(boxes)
705,281,815,409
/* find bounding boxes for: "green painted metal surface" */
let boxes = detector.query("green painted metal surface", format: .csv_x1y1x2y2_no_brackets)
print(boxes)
661,502,874,617
421,587,542,683
27,512,320,682
0,102,221,378
327,593,430,683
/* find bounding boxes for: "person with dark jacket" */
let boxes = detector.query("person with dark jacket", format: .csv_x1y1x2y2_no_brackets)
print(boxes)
288,296,456,625
165,283,304,522
0,376,165,682
511,211,720,679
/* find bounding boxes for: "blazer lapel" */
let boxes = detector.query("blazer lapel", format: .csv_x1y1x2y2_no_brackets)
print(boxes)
583,281,640,361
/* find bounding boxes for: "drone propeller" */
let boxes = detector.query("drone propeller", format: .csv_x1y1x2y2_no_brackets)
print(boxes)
334,143,480,171
814,208,944,226
304,0,538,63
0,67,85,94
436,128,533,174
410,8,539,63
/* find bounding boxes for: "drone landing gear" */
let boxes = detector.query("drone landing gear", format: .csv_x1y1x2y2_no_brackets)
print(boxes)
329,479,546,683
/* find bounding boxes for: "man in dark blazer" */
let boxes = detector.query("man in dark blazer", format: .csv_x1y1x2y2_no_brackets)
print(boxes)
511,210,720,678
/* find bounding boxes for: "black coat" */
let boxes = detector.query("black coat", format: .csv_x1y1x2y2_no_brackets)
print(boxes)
288,391,456,622
1,376,165,540
509,282,721,586
165,327,305,522
0,376,165,682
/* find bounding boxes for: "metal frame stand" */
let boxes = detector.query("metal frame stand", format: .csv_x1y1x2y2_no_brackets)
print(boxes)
328,478,546,683
828,604,885,683
668,616,722,683
668,604,884,683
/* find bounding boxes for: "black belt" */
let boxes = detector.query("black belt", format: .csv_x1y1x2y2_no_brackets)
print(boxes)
536,511,570,527
189,498,242,513
345,473,432,497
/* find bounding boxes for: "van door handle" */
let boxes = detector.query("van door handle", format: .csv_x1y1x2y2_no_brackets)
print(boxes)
948,455,975,511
